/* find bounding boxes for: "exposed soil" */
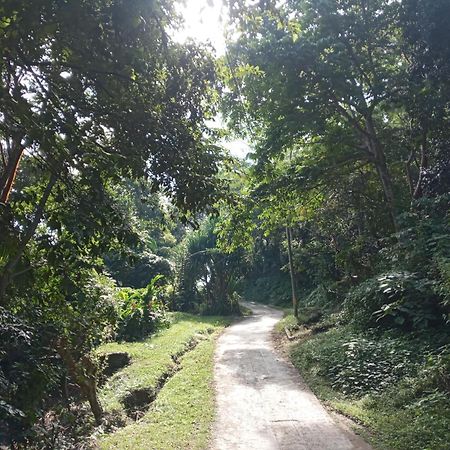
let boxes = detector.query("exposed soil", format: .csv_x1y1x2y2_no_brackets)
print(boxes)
101,352,131,377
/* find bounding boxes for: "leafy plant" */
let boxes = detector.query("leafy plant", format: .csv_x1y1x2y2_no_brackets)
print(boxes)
291,329,421,396
174,219,243,315
116,275,169,341
343,271,443,329
0,308,60,444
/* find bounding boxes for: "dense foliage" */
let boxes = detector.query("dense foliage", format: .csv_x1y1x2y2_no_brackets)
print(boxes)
116,275,170,341
1,0,449,448
216,1,450,447
0,0,225,445
290,328,450,449
173,218,242,315
219,0,450,327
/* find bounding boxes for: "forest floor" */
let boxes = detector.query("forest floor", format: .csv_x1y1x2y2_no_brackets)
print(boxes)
211,302,370,450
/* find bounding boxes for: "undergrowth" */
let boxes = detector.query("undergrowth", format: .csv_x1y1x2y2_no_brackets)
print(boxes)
241,273,291,306
288,326,450,450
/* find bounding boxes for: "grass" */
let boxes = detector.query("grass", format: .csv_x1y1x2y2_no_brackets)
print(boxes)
96,312,230,424
239,304,254,316
274,311,297,333
273,308,329,333
98,333,220,449
285,326,450,450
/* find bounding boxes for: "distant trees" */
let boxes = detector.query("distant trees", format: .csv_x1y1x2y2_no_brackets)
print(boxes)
174,218,242,315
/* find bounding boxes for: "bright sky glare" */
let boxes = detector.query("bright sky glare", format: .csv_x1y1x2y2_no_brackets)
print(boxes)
174,0,227,56
174,0,251,160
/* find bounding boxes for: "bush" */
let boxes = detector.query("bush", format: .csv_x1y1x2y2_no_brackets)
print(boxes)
115,275,169,341
106,251,173,289
343,271,444,330
200,291,242,316
297,307,323,326
414,344,450,394
304,284,331,307
290,327,450,450
291,329,422,396
1,270,119,445
0,308,61,445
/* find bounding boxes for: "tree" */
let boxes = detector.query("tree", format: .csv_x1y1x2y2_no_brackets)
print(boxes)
399,0,450,199
0,0,225,431
221,0,450,320
224,0,420,228
175,218,242,315
0,0,223,304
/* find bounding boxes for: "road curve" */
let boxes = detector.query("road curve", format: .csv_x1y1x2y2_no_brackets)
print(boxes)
211,302,371,450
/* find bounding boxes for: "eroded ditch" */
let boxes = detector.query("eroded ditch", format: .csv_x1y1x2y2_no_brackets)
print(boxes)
102,328,215,424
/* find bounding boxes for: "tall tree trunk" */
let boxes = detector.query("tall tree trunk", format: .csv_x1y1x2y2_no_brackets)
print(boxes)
405,147,416,197
0,137,24,203
0,146,24,204
0,172,58,305
330,91,397,229
413,130,428,199
286,226,298,318
365,117,397,230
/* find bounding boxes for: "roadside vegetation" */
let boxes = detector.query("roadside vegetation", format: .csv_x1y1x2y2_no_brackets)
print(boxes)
0,1,237,447
97,313,229,422
98,323,225,450
215,1,450,449
289,326,449,450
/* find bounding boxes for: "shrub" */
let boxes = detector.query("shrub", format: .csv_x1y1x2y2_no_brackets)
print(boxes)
200,291,242,316
435,257,450,317
343,271,444,330
242,273,291,306
116,275,169,341
0,308,61,445
297,307,322,326
303,283,338,308
415,344,450,394
291,329,421,396
106,251,173,289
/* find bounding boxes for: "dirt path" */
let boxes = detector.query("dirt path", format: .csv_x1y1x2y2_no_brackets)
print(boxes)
211,302,371,450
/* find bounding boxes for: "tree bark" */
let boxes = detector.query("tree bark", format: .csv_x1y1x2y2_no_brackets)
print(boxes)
286,227,298,318
330,97,397,231
0,136,24,202
405,147,416,197
0,146,24,204
413,130,428,199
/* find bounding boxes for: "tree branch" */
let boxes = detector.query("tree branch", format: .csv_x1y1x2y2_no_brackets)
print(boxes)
0,170,59,305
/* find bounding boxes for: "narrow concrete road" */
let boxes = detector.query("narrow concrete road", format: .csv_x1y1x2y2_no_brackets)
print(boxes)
211,302,371,450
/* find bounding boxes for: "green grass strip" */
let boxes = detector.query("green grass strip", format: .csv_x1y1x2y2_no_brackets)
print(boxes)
98,331,221,449
97,313,229,417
